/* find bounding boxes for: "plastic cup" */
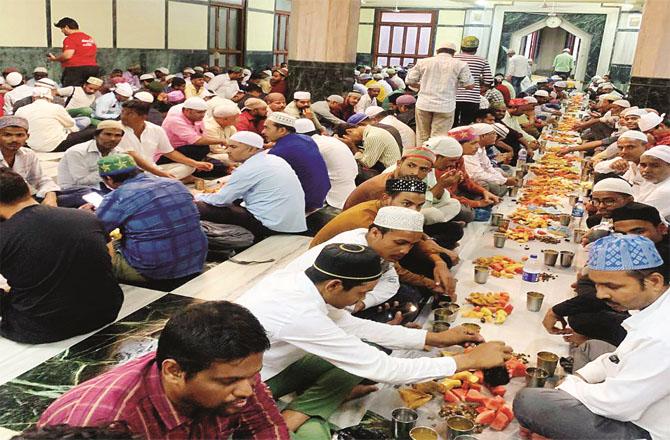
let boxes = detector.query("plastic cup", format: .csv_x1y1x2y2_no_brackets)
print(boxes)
542,249,558,266
537,351,559,377
392,407,418,440
446,416,475,440
526,291,545,312
474,266,490,284
560,251,575,268
493,232,507,248
525,367,549,388
409,426,438,440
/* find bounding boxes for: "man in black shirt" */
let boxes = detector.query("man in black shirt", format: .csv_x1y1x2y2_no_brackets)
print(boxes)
0,167,123,343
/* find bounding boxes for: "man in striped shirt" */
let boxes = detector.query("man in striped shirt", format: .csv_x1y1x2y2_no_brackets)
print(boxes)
38,301,290,440
454,36,494,126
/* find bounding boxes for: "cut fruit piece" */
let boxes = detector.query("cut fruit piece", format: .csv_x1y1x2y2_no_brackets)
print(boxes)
475,409,496,425
499,405,514,420
490,411,511,431
465,389,487,405
443,390,460,403
489,385,507,397
452,388,468,401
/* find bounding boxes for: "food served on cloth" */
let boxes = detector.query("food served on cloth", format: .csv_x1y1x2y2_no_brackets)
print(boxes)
398,387,433,409
505,226,536,242
463,291,514,324
473,256,524,278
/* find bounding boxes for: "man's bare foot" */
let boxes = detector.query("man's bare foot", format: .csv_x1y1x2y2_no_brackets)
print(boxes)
345,384,379,401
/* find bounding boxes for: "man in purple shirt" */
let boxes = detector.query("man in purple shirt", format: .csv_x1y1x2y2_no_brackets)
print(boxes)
263,112,330,212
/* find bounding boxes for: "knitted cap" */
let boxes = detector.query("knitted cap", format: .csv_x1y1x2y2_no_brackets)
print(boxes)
373,206,424,232
402,147,436,164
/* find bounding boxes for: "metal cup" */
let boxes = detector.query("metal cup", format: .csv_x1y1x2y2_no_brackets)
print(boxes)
446,415,475,440
409,427,438,440
560,251,575,268
537,351,559,377
525,367,549,388
542,249,558,266
568,194,579,206
445,303,460,314
434,308,454,323
432,320,451,332
515,169,525,180
461,322,481,334
194,178,205,190
491,212,504,226
453,436,479,440
573,228,587,243
493,232,507,248
392,407,418,440
498,219,511,232
474,266,490,284
507,186,519,197
526,291,545,312
559,213,572,226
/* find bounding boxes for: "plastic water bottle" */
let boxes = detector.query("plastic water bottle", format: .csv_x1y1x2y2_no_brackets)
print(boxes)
517,148,528,167
572,198,585,223
522,254,541,282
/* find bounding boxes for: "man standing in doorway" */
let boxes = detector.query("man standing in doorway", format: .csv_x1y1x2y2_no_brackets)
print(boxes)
48,17,99,86
455,36,493,126
505,49,530,96
406,42,474,146
553,48,575,80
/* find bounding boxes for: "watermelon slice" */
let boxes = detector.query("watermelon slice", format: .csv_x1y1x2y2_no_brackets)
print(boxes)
489,385,507,397
452,388,468,401
443,390,460,403
468,383,483,392
474,370,484,383
465,389,487,404
490,411,511,431
475,409,496,425
503,303,514,315
474,405,488,414
499,405,514,420
484,396,505,410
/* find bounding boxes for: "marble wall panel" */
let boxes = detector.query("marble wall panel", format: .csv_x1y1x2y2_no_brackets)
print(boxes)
288,60,356,101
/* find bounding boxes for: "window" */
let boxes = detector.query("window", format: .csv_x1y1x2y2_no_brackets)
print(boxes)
373,10,437,67
209,2,245,67
274,10,290,66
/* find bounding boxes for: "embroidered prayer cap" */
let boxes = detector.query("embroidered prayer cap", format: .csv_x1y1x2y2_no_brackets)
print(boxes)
592,177,633,196
618,130,649,143
312,243,383,282
96,120,125,133
508,98,527,107
461,36,479,49
98,154,138,177
599,93,621,102
139,73,155,81
213,102,241,117
35,78,57,90
396,95,416,106
536,78,549,85
113,83,134,98
424,136,463,158
385,176,428,194
243,98,268,111
373,206,424,232
402,147,436,165
493,123,510,138
183,97,208,111
167,90,185,103
267,111,296,127
294,91,311,100
183,67,195,74
33,66,48,74
641,145,670,164
0,116,28,130
155,67,169,75
327,95,344,104
638,112,665,132
534,90,549,97
448,126,477,142
346,113,369,125
230,131,264,149
194,66,205,72
611,202,663,226
295,118,316,134
133,91,154,103
588,234,663,271
612,99,631,108
6,72,22,86
471,123,495,135
364,106,385,118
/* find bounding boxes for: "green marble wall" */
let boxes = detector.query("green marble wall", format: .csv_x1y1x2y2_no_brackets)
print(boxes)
0,294,202,432
246,51,274,70
497,13,606,80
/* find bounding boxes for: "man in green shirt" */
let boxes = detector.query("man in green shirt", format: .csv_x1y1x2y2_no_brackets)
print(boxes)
553,48,575,80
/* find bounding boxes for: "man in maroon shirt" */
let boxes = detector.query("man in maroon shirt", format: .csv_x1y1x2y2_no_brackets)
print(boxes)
48,17,100,87
236,98,268,135
38,301,290,440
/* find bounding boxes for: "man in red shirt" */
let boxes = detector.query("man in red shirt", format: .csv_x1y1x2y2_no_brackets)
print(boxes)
236,98,268,135
48,17,100,87
38,301,290,440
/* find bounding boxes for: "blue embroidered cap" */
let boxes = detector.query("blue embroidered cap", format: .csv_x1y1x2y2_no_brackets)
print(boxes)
347,113,369,125
588,234,663,271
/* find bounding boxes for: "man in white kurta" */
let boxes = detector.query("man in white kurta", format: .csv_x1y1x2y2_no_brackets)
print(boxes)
637,145,670,220
594,131,649,197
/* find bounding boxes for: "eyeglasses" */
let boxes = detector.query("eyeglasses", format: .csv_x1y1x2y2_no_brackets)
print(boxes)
591,197,623,207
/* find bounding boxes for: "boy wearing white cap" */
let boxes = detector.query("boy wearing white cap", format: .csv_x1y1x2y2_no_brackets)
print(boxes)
637,145,670,220
93,83,133,120
195,131,307,239
463,123,516,196
284,91,325,132
406,42,474,145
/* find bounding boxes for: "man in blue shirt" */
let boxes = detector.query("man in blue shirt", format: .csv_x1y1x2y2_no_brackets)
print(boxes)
262,112,330,212
95,154,207,283
196,131,306,241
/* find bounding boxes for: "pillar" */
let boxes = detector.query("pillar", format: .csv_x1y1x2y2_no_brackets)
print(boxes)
628,0,670,114
286,0,360,101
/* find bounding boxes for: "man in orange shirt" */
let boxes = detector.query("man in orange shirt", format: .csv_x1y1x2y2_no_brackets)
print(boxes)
49,17,100,86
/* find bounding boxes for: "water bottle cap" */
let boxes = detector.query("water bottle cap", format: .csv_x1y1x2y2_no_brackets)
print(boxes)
530,254,538,259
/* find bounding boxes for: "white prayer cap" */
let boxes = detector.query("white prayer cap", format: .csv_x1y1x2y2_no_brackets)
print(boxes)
562,48,571,53
438,41,458,51
327,94,344,104
550,75,562,81
267,111,296,127
32,87,53,100
134,91,154,103
86,76,103,86
204,72,215,79
592,177,633,195
524,96,538,104
599,93,620,102
638,112,665,132
471,123,495,135
554,81,567,88
424,136,463,158
534,90,549,98
354,70,360,77
493,123,510,138
155,67,169,75
193,66,204,72
139,73,155,81
230,131,264,149
620,106,641,117
618,130,648,143
364,106,385,118
33,66,48,74
295,118,316,134
35,78,57,89
165,74,175,82
263,69,272,76
6,72,22,86
612,99,630,108
373,206,424,232
550,91,557,99
113,83,134,97
183,97,208,111
641,145,670,164
293,91,311,100
373,73,383,80
183,67,195,74
213,102,241,117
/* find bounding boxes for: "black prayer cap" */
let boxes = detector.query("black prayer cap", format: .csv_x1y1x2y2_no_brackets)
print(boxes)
385,176,427,194
611,202,663,226
312,243,383,281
